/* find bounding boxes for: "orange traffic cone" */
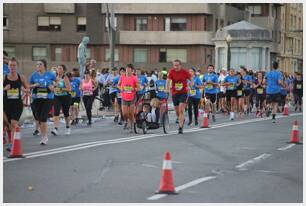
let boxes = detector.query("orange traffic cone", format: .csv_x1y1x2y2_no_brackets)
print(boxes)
289,121,302,144
201,112,209,128
283,104,289,116
155,151,178,194
8,127,25,158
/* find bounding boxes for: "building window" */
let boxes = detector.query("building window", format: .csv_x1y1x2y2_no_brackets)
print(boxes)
77,17,86,32
55,47,62,61
136,17,148,31
247,5,262,16
159,48,167,62
105,16,117,32
134,48,147,63
167,49,187,63
3,16,8,30
170,18,187,31
105,48,119,61
4,47,16,58
220,19,224,28
37,16,61,31
33,47,47,61
215,18,218,31
164,17,171,32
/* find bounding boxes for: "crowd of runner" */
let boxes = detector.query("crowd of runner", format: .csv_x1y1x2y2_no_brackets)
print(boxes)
3,51,303,148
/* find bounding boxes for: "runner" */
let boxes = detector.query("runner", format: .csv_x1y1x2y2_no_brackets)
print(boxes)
187,67,203,126
253,71,266,118
155,71,168,120
51,65,72,136
224,69,239,120
202,65,219,122
80,70,96,126
107,68,120,122
69,68,81,125
265,61,283,123
293,72,303,112
113,67,126,125
236,72,245,118
3,57,30,151
118,64,140,132
166,59,193,134
279,73,288,113
240,67,253,114
29,59,56,145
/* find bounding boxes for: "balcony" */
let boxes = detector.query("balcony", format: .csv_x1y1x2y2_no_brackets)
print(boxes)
119,31,215,45
101,3,215,14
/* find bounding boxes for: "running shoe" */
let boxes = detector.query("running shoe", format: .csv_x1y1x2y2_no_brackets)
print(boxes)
51,128,58,136
114,115,119,123
195,121,198,126
175,118,179,124
272,119,276,123
212,115,216,122
40,136,48,145
65,127,71,135
295,106,298,112
33,130,40,136
178,127,183,134
123,122,128,130
299,107,302,112
6,143,12,152
187,121,193,126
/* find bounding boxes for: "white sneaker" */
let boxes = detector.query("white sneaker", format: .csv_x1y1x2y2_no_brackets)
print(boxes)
65,127,71,135
229,112,234,120
40,136,48,145
51,128,58,136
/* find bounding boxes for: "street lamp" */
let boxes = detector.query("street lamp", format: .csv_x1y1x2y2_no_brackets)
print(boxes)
226,34,232,72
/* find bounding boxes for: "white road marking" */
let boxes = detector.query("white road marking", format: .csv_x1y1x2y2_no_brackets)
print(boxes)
235,153,272,171
147,176,217,201
277,143,296,151
141,164,158,168
4,113,302,163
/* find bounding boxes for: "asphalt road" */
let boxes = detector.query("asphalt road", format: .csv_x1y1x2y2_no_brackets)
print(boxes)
3,109,303,203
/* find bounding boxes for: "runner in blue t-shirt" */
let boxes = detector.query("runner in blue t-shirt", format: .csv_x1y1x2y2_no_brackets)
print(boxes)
115,67,126,125
202,65,219,122
69,68,81,125
224,69,239,120
155,72,168,120
29,59,56,145
264,61,283,123
137,70,148,100
187,68,203,126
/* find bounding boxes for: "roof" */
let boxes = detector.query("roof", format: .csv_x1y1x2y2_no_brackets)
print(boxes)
213,20,271,42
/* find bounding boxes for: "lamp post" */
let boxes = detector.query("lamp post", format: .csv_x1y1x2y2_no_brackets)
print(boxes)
226,34,232,72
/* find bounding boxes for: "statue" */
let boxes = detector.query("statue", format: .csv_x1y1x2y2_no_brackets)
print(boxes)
77,36,90,78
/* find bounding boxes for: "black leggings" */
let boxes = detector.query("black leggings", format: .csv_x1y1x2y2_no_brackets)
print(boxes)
54,95,71,117
188,97,200,122
82,95,95,123
256,95,265,110
33,99,53,123
294,93,302,106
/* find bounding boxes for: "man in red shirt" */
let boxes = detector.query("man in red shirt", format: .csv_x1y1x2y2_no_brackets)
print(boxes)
166,59,194,134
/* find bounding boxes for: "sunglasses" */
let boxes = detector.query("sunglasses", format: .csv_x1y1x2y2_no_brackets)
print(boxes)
36,62,44,66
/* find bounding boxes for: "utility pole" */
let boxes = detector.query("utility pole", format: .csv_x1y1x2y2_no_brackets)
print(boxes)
106,3,115,69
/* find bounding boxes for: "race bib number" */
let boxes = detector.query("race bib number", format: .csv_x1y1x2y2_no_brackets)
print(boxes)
257,88,264,94
237,90,242,96
54,87,62,95
37,88,48,99
83,90,92,96
228,83,235,90
73,102,79,107
117,92,122,98
7,88,19,99
70,91,76,97
206,83,213,89
174,82,183,91
158,86,165,91
124,85,133,93
297,84,302,89
190,89,196,96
